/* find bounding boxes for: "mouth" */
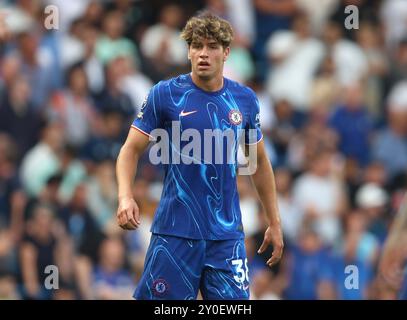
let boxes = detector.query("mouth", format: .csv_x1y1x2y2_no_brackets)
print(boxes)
197,61,210,69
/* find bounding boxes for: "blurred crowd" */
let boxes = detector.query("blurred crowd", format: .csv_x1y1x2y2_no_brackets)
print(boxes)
0,0,407,300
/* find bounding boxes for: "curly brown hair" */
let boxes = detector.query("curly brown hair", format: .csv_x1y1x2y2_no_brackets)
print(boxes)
180,11,234,48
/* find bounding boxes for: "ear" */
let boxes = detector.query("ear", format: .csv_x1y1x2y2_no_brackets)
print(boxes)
223,47,230,62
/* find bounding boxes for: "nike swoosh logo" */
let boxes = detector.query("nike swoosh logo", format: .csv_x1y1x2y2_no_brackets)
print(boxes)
180,110,197,117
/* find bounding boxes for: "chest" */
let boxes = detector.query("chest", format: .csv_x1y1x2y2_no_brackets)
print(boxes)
163,91,247,134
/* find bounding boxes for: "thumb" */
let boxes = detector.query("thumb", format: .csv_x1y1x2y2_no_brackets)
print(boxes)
257,238,268,254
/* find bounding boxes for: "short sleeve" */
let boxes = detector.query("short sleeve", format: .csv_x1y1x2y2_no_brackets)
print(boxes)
244,89,263,145
131,83,164,138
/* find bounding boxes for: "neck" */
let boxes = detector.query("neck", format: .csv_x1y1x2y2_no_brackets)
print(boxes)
191,72,224,92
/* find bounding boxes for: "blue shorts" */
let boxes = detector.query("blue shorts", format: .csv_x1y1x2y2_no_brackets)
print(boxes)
134,234,250,300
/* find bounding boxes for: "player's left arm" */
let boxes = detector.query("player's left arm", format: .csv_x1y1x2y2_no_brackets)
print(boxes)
248,139,284,267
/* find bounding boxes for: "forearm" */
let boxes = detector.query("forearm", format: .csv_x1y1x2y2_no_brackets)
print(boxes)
116,144,140,200
250,154,280,226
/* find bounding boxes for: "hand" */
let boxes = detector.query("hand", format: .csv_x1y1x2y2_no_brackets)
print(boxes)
116,197,140,230
257,223,284,267
379,242,405,290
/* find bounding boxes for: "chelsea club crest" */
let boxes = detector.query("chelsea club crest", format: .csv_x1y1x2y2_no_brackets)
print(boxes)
229,109,243,125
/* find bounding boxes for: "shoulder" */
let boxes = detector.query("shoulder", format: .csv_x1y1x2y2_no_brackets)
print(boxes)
226,78,258,102
152,74,192,94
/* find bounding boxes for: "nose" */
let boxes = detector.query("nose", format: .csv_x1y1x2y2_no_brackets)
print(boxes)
199,45,209,58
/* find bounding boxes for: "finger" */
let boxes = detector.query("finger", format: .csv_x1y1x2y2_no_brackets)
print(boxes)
118,210,128,226
257,239,269,254
126,209,138,228
267,255,280,267
116,211,123,226
124,222,137,230
119,222,135,231
267,248,283,267
120,224,132,230
133,207,141,225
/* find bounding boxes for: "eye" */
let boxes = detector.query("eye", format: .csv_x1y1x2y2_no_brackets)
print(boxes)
191,43,202,49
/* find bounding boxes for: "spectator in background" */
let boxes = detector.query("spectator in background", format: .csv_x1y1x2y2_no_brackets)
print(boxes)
386,38,407,91
59,18,87,70
0,74,43,161
48,62,101,148
282,225,336,299
275,167,301,245
322,20,368,86
332,210,380,299
356,22,389,118
295,0,339,36
252,0,297,81
372,81,407,180
0,11,10,42
18,204,62,299
59,183,105,299
380,0,407,52
270,99,304,166
92,237,134,300
223,0,255,48
80,108,127,165
86,160,118,236
250,269,281,300
238,176,261,238
79,22,105,95
0,136,26,288
329,82,373,167
95,10,137,66
0,271,20,299
140,4,188,81
82,1,105,29
287,111,339,173
293,149,347,246
59,183,104,259
95,57,135,119
116,55,153,113
355,183,390,244
13,29,58,111
19,122,65,198
309,54,340,115
0,55,21,103
265,12,326,111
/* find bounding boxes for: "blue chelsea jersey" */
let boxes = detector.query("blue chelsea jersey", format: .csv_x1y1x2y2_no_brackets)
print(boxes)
132,74,262,240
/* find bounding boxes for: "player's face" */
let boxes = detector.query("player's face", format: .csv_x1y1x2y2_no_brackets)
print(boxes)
188,38,230,80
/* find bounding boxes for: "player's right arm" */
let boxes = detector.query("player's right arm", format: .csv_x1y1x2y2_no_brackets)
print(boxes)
116,128,151,230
